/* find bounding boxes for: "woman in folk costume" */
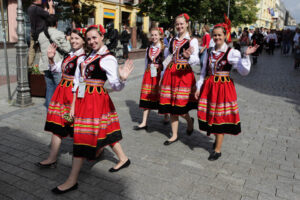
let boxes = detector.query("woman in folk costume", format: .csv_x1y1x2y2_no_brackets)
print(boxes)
159,13,199,145
195,24,259,161
51,24,134,194
36,28,86,168
134,27,169,131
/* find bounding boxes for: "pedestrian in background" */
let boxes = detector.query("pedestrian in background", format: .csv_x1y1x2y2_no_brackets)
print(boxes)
195,24,258,161
120,24,131,59
51,24,133,194
239,30,250,54
159,13,199,145
36,28,86,168
266,30,278,55
200,25,211,68
38,14,71,109
251,28,264,64
27,0,54,68
134,27,169,131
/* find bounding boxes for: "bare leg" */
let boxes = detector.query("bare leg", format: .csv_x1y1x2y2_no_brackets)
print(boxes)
110,143,129,169
215,134,224,153
57,157,84,190
168,115,179,141
138,109,150,127
40,134,61,164
180,113,193,131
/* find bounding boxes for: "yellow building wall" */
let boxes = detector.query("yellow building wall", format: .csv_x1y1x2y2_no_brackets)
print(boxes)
80,0,149,33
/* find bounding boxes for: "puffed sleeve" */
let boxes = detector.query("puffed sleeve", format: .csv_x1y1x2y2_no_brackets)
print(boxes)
196,51,208,91
228,49,251,76
100,55,125,91
49,60,62,72
72,55,86,93
188,38,200,66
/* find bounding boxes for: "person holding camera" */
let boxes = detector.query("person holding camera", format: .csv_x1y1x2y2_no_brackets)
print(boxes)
27,0,55,68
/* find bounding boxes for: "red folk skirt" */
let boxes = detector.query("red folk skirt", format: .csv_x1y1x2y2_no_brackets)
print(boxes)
197,72,241,135
44,74,74,137
139,65,162,109
73,79,122,160
158,62,197,115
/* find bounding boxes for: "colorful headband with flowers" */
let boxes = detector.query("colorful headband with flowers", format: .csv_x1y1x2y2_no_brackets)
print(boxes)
214,23,229,34
75,27,86,38
87,24,106,35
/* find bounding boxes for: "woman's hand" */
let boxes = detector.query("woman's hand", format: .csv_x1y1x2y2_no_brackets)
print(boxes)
70,104,75,119
47,43,57,60
245,44,259,55
183,46,194,59
119,59,134,81
194,90,200,100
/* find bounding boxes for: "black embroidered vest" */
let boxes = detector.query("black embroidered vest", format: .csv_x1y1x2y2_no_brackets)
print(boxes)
206,47,232,75
62,54,85,76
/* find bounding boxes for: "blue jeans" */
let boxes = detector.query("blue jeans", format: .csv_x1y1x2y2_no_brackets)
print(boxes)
44,70,62,109
282,41,291,54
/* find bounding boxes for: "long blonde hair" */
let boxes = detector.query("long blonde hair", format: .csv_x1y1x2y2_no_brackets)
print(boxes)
175,15,192,36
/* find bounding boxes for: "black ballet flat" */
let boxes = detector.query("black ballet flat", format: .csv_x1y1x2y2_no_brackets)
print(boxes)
51,183,78,194
163,138,179,146
186,118,194,136
35,161,57,169
109,159,131,173
133,125,148,131
208,151,222,161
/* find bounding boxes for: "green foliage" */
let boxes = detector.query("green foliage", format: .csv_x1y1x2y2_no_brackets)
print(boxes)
138,0,258,27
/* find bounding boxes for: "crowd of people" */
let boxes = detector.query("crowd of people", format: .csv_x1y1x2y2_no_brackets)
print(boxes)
29,0,300,196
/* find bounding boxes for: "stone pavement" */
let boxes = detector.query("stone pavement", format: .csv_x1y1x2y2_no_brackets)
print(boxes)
0,49,299,200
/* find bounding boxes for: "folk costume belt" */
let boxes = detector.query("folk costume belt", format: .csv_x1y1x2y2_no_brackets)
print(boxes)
206,71,231,83
60,74,74,87
84,79,107,94
169,63,191,71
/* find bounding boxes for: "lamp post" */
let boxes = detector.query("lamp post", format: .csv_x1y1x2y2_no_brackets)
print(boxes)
15,0,32,107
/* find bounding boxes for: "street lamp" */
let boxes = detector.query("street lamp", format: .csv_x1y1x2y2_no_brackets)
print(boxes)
227,0,230,19
15,0,32,107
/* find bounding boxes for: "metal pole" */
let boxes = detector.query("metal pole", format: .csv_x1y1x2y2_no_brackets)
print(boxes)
15,0,32,107
0,0,12,101
227,0,230,19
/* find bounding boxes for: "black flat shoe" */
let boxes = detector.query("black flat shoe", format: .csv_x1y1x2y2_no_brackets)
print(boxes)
35,161,57,169
51,183,78,194
208,151,222,161
163,138,179,146
109,159,131,173
133,125,148,131
186,118,194,136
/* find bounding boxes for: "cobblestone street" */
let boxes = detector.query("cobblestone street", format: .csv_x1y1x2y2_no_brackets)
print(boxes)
0,49,299,200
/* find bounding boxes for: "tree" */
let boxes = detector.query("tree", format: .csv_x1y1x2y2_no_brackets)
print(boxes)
138,0,258,27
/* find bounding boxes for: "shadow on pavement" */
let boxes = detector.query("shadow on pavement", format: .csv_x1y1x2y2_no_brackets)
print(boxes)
0,126,128,199
125,100,213,153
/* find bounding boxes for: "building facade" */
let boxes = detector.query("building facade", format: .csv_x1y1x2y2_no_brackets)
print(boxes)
256,0,276,29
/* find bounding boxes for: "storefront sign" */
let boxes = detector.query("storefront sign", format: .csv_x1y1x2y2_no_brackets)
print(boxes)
104,9,115,19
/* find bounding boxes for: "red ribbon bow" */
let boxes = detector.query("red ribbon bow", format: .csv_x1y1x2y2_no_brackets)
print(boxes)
158,27,164,35
179,13,190,21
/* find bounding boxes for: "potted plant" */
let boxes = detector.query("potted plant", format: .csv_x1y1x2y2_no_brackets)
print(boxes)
28,64,46,97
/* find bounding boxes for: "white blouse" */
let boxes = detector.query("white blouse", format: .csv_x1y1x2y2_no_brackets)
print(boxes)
196,43,251,91
73,45,125,92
